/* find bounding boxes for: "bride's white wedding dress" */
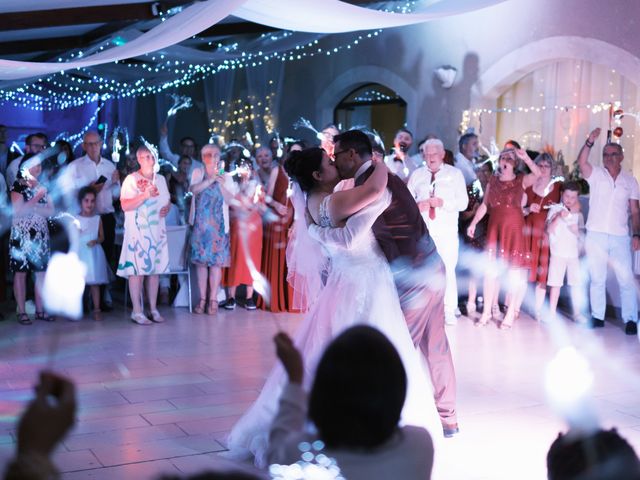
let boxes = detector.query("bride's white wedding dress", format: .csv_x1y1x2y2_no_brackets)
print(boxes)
226,193,441,467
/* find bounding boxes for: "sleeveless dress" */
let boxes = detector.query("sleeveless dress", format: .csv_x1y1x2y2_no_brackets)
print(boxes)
226,193,441,468
523,182,561,284
485,175,528,268
257,166,295,312
190,180,230,267
76,215,110,285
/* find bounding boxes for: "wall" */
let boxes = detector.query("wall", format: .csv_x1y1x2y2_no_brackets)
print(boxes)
278,0,640,166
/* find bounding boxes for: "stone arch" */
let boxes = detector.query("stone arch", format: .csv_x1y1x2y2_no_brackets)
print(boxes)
316,65,418,130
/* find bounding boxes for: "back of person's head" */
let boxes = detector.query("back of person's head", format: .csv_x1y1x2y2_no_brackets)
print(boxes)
333,130,372,157
308,325,407,450
284,147,323,193
547,428,640,480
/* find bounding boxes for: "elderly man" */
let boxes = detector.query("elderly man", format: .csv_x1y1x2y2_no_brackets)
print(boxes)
454,132,479,186
408,139,468,325
66,131,120,281
578,128,640,335
384,128,417,182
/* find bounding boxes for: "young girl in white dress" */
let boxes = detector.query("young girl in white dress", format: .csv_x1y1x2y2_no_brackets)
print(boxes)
76,186,111,320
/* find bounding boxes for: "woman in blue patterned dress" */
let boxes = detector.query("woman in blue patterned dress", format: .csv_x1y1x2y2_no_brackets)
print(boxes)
117,145,171,325
10,153,55,325
189,144,231,315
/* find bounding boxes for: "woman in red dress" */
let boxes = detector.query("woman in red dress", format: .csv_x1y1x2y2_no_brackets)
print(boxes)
468,148,541,329
523,153,561,320
221,160,264,310
255,146,295,312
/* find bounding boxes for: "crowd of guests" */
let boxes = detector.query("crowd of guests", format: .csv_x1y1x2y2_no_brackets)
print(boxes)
0,121,638,334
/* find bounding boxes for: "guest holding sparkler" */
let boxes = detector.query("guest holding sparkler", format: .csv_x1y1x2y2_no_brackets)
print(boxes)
467,148,541,329
117,144,170,325
189,144,231,316
523,153,562,321
221,159,263,310
255,146,295,312
10,153,55,325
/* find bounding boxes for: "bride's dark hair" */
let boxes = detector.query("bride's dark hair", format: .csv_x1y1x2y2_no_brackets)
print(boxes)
283,147,324,193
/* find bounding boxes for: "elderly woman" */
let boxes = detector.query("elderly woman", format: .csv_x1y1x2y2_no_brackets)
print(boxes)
467,148,541,329
10,153,55,325
117,145,171,325
189,144,231,315
522,153,562,320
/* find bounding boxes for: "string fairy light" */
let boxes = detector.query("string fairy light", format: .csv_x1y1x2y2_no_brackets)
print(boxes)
0,2,419,111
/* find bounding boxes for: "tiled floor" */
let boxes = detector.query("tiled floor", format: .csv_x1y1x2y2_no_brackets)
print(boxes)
0,306,638,479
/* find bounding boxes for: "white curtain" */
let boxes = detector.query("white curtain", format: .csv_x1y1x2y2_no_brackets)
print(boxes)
246,62,285,143
493,59,639,178
0,0,507,81
202,71,237,141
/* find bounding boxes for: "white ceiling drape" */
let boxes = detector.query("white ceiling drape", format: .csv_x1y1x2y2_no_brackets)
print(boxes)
0,0,506,81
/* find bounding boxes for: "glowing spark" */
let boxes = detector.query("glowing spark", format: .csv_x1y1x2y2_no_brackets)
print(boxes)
542,176,565,198
167,94,192,117
9,141,24,155
293,117,321,139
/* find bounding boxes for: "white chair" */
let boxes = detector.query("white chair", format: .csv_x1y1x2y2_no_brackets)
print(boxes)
124,225,192,313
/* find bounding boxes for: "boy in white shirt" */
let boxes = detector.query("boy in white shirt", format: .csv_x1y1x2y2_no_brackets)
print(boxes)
546,181,586,322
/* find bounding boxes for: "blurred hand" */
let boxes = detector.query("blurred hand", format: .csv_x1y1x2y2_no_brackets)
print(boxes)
560,209,569,218
111,170,120,183
18,371,76,456
274,333,303,384
529,203,541,214
148,185,159,197
91,181,105,193
274,202,288,216
430,196,443,208
159,204,170,217
87,240,97,248
33,186,46,201
632,236,640,251
467,224,476,239
515,148,529,161
588,128,601,143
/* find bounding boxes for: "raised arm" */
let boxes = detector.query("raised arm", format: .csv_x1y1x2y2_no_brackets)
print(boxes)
327,161,388,225
576,128,600,180
519,149,542,189
158,123,180,166
188,167,215,195
466,181,490,239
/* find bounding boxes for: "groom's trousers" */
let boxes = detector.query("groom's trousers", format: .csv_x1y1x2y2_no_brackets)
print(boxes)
395,260,457,427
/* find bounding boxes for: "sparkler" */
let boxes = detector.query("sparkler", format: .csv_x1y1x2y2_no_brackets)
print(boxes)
9,141,24,155
293,117,324,141
542,176,565,198
166,94,192,118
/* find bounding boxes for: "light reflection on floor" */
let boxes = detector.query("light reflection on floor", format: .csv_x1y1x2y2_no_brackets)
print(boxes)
0,306,638,479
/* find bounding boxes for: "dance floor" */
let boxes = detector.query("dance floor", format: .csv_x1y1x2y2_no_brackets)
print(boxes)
0,306,639,479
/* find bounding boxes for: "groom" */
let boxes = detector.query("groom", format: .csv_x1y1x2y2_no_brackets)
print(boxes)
308,130,458,437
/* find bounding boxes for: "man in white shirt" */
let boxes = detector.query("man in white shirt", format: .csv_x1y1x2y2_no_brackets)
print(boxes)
408,139,468,325
65,131,120,276
6,133,48,189
159,122,202,173
578,127,640,335
384,128,417,183
454,132,479,186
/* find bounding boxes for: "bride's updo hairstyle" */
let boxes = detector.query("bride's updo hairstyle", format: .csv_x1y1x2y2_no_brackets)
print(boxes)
283,147,324,193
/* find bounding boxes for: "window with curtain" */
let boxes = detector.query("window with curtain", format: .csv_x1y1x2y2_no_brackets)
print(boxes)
495,59,639,179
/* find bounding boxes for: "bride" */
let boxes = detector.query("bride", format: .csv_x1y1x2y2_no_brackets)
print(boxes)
226,147,440,467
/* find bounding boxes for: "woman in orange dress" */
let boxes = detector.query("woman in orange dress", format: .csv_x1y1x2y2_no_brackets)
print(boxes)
523,153,562,320
467,148,541,329
221,160,264,310
255,146,295,312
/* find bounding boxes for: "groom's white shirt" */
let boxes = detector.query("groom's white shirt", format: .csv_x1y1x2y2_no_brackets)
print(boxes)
308,160,391,249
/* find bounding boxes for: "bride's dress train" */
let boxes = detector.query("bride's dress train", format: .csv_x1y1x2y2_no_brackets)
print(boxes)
226,194,441,467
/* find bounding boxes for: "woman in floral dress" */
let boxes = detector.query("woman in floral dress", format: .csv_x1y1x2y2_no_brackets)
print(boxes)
189,144,231,315
117,145,171,325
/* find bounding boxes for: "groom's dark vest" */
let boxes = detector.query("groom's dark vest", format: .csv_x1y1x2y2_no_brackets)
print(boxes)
356,167,439,267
